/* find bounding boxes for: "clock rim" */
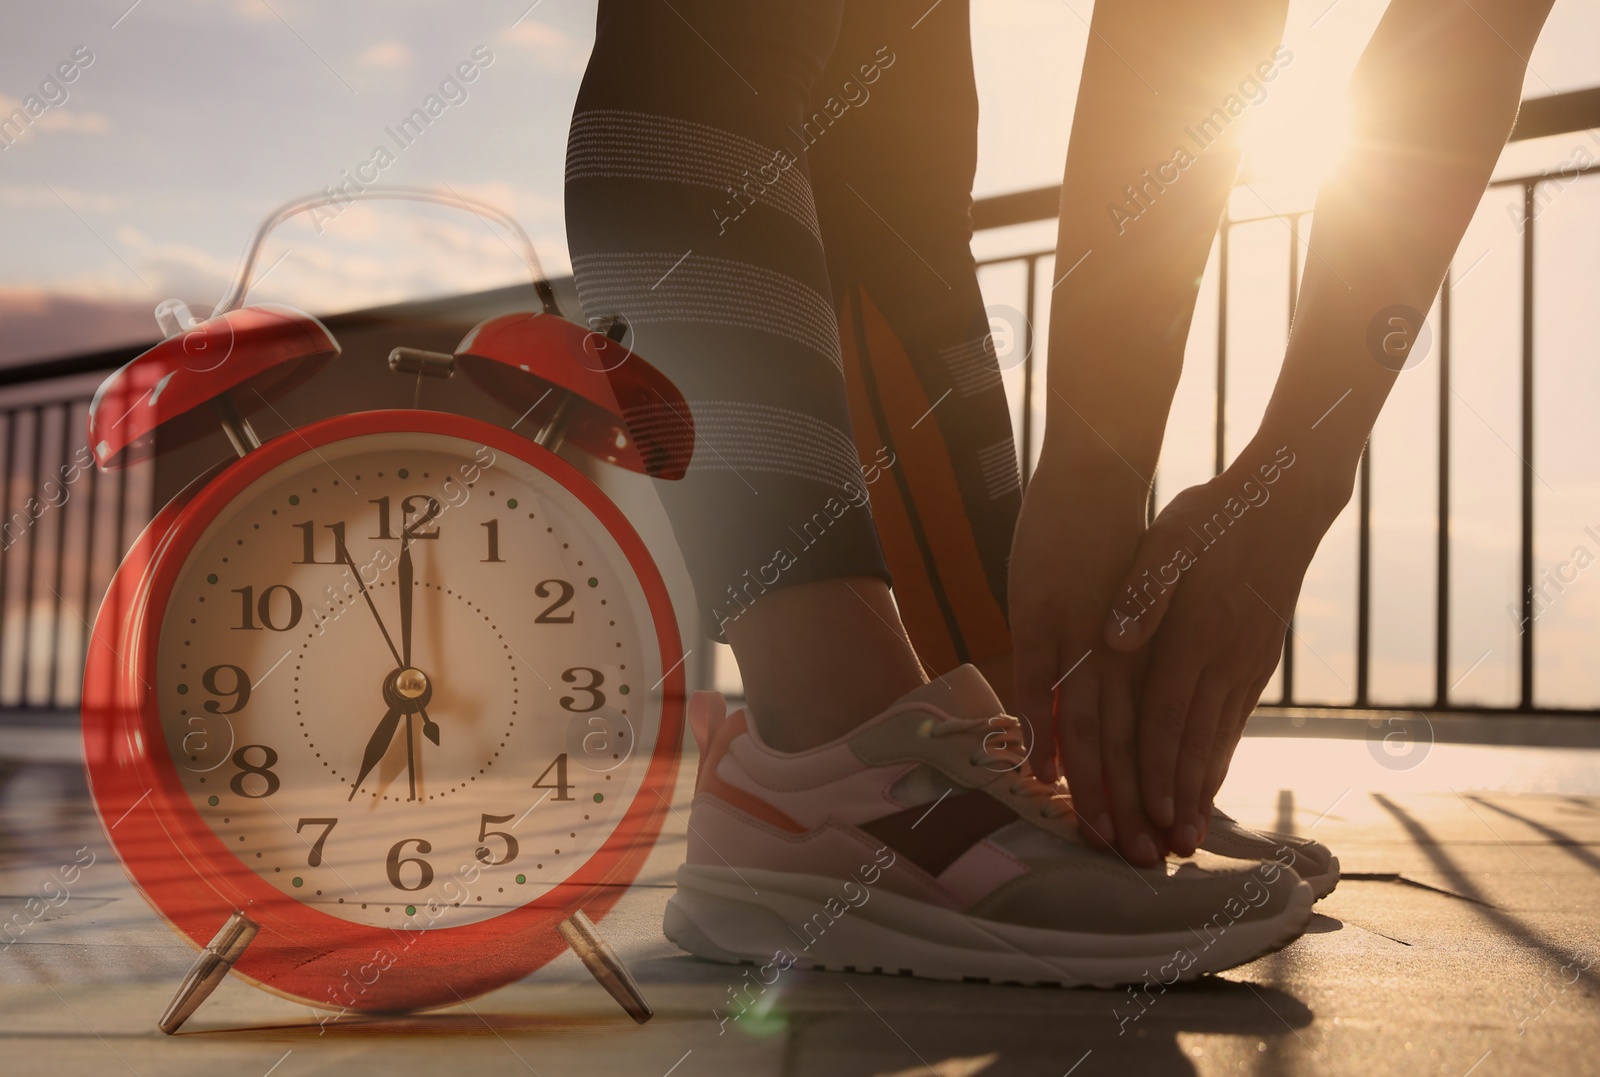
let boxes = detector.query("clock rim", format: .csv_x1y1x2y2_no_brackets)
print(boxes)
81,409,686,1013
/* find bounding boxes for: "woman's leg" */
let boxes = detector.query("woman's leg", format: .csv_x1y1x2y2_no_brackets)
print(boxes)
807,0,1021,685
565,1,925,751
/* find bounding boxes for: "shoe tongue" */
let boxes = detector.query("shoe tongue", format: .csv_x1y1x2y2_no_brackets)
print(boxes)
895,664,1003,722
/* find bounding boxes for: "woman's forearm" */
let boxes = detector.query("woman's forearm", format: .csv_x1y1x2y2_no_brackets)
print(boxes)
1042,0,1290,484
1246,0,1556,519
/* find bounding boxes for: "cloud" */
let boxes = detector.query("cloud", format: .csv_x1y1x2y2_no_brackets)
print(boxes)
442,180,562,223
0,289,156,367
503,20,567,49
18,230,241,311
497,20,587,71
233,0,276,22
0,185,121,212
35,110,110,135
355,41,412,71
0,95,110,145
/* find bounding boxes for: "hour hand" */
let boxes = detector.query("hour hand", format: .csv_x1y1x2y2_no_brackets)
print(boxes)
349,706,402,801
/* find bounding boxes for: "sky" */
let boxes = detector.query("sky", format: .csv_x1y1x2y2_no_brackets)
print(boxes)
1,0,1597,710
2,0,1594,361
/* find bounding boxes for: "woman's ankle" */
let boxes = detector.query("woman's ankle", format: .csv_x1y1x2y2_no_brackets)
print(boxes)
724,577,927,752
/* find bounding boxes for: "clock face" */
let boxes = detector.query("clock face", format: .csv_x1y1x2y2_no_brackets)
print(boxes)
156,430,664,930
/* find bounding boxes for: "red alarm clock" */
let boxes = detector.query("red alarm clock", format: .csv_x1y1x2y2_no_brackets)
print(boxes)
80,189,691,1031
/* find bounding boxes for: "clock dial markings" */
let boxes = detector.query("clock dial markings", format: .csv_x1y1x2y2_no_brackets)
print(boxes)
157,433,661,928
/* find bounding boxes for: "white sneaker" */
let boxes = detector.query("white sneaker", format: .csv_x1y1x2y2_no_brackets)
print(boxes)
1201,810,1341,899
663,667,1315,987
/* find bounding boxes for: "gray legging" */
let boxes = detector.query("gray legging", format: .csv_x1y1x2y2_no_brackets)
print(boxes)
566,0,1020,669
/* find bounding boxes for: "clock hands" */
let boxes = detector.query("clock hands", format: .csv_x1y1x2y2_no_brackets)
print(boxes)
348,705,402,802
399,529,414,667
398,531,440,747
348,667,436,801
338,541,402,669
340,520,443,801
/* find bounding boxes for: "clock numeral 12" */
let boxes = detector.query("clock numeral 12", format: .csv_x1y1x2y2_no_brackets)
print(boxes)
370,495,442,541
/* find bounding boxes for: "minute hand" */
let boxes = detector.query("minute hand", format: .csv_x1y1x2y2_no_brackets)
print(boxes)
400,532,414,667
339,542,402,669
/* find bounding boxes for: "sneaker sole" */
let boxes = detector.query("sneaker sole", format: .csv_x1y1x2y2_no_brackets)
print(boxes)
665,864,1314,989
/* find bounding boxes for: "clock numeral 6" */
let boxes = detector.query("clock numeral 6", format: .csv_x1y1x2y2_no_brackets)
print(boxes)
232,585,303,632
386,838,434,892
229,744,280,798
202,664,252,714
559,667,605,712
475,814,520,866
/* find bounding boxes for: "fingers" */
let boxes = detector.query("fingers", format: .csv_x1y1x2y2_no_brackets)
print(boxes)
1101,528,1182,653
1099,662,1162,866
1201,695,1254,811
1013,635,1061,784
1057,663,1112,850
1133,635,1205,832
1202,675,1271,812
1171,676,1232,854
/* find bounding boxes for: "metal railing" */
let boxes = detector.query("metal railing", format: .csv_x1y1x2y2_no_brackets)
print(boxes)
973,86,1600,717
1,88,1596,718
0,355,151,712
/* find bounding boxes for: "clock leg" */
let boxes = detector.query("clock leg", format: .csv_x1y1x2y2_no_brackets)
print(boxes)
156,910,260,1034
556,910,653,1025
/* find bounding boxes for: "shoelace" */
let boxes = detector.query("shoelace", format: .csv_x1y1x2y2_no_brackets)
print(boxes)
925,713,1075,820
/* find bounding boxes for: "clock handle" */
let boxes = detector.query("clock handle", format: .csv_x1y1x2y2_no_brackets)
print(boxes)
556,910,653,1025
211,186,558,320
156,910,259,1034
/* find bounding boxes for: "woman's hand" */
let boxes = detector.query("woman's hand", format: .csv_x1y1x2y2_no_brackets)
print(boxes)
1009,454,1166,866
1100,443,1348,854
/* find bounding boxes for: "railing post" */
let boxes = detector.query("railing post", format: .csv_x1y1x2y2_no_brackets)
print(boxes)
1519,181,1536,710
1356,445,1372,707
1284,215,1303,705
19,407,44,706
1214,222,1230,478
1436,273,1452,709
1020,255,1037,487
76,404,98,703
46,402,72,708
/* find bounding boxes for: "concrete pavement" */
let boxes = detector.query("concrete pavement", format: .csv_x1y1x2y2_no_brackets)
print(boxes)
2,730,1598,1077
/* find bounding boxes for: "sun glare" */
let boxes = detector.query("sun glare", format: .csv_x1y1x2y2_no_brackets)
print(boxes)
1236,91,1354,210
